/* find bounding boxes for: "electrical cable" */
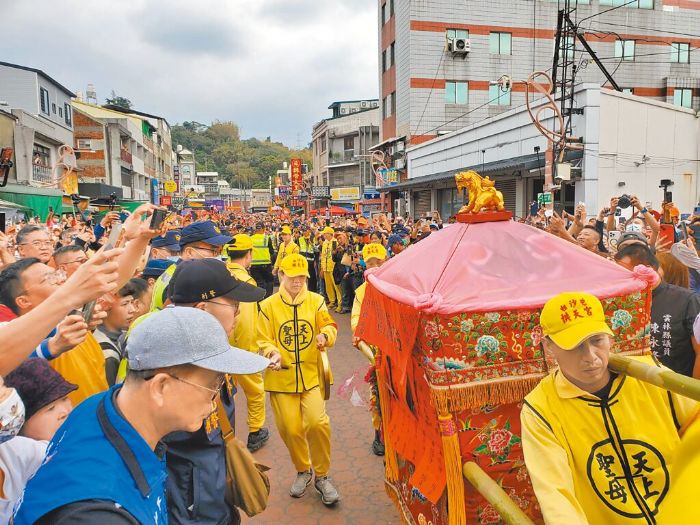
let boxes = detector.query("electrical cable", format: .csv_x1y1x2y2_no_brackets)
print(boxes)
412,50,445,136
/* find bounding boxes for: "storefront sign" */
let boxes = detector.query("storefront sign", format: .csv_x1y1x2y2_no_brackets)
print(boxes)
330,186,361,201
160,195,172,206
164,180,177,193
150,178,159,204
291,158,302,193
311,186,330,198
537,192,553,205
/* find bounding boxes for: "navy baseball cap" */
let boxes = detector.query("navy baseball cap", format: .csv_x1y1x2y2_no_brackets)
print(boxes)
143,258,172,278
169,258,266,304
152,230,182,251
388,234,403,246
179,221,232,247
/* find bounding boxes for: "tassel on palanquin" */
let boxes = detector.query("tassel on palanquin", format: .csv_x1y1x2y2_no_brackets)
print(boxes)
438,412,466,525
376,360,399,482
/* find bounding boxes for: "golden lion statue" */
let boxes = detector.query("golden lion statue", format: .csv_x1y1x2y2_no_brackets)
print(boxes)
455,170,505,214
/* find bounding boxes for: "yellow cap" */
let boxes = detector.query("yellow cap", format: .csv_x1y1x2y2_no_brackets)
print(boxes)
281,226,292,235
228,234,253,252
279,254,310,278
540,292,613,350
322,227,334,234
362,243,387,262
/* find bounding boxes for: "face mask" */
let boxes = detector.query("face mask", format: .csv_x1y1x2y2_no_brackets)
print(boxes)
0,388,25,444
167,256,181,262
626,223,643,233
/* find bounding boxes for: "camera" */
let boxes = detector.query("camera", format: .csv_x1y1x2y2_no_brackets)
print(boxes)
617,194,632,209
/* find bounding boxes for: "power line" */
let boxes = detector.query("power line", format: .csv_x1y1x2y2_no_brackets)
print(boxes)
584,20,700,40
577,0,640,26
412,50,445,136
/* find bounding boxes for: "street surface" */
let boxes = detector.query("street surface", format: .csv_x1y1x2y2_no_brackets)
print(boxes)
236,310,401,525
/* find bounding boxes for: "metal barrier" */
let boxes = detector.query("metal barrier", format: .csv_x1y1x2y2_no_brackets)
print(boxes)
462,462,534,525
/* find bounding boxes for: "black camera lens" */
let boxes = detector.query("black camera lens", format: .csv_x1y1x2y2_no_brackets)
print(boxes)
618,194,632,209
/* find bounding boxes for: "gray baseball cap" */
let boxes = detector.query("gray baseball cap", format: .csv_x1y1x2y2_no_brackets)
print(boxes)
126,307,270,375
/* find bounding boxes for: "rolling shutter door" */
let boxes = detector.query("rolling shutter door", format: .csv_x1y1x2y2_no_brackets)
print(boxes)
413,190,431,217
495,179,516,213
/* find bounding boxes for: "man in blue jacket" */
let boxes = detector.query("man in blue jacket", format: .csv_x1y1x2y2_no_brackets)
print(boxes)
12,306,270,524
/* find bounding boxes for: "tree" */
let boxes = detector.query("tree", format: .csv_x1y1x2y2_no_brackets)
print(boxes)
105,90,132,109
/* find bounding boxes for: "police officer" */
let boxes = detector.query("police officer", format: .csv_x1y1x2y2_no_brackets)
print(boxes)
298,227,318,293
250,222,275,298
150,229,181,261
149,221,232,311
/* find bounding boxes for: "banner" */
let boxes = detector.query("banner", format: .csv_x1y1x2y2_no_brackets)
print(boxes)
330,186,361,201
290,158,302,193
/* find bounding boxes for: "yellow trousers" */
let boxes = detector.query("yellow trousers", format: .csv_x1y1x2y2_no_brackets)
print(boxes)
323,271,342,309
234,373,266,433
270,388,331,477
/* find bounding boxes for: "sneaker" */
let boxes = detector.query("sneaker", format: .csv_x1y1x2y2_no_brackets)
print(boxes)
371,437,385,456
327,302,337,309
290,470,313,498
247,428,270,452
314,476,340,506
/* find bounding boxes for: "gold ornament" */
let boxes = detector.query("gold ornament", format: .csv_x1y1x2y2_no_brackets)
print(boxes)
455,170,505,214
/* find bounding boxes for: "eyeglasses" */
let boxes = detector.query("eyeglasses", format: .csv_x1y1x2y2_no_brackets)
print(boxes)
190,245,221,257
168,373,226,401
19,240,53,248
206,300,240,315
61,257,88,266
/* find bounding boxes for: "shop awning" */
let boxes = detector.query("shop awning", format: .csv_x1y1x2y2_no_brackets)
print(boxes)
0,186,63,221
380,150,583,192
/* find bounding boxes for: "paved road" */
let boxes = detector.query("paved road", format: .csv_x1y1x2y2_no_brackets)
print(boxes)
236,310,401,525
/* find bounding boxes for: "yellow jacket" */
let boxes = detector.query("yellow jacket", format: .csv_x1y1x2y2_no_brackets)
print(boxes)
521,356,698,525
320,239,337,273
274,241,300,269
49,332,108,406
256,287,337,393
227,262,259,353
351,282,366,335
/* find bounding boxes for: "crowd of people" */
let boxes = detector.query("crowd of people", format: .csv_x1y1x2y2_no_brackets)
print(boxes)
0,193,697,523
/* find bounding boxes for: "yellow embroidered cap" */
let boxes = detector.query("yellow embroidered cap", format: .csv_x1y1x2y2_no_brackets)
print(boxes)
279,253,310,278
280,226,292,235
229,234,253,251
539,292,613,350
362,243,387,262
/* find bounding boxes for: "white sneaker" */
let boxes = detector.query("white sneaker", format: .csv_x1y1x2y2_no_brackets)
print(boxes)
289,470,313,498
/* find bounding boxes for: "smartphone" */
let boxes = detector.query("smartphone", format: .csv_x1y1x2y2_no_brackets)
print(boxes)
119,211,129,222
82,223,123,324
608,230,622,248
0,212,5,233
691,224,700,245
681,222,689,241
615,208,622,217
149,209,167,230
659,223,676,248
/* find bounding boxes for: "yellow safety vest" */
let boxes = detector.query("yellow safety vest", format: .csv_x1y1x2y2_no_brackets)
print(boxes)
149,262,177,312
298,237,315,258
251,233,272,266
256,287,337,393
227,262,259,353
521,355,698,525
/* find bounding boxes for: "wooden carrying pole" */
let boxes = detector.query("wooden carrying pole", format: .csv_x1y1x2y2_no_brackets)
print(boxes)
463,461,534,525
608,355,700,402
463,462,534,525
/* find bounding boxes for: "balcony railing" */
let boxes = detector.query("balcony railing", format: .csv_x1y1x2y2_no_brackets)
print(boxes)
328,150,358,164
202,183,219,194
120,149,132,164
32,164,53,184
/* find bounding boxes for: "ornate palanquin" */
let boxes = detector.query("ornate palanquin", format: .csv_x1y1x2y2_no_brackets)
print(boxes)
355,211,653,525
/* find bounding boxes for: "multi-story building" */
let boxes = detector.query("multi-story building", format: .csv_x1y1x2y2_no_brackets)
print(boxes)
312,100,381,213
0,61,76,217
378,0,700,148
72,100,152,204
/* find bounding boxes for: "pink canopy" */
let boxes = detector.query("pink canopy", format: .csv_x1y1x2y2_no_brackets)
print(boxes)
367,220,651,314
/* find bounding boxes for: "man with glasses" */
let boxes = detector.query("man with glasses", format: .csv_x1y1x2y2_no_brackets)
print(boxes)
16,224,53,263
53,245,89,278
13,307,270,524
150,221,232,311
149,258,267,525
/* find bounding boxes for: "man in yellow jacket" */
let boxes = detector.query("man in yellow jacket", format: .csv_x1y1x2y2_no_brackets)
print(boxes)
272,225,299,276
351,242,388,456
320,227,342,312
522,292,699,524
225,233,270,452
256,253,340,506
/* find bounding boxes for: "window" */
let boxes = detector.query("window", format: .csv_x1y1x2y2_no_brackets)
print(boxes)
600,0,652,8
445,81,468,104
389,0,394,17
489,84,511,106
64,103,72,126
382,50,387,72
673,88,693,108
33,144,51,166
58,107,63,118
614,40,635,61
39,88,49,115
344,136,354,154
390,42,395,67
381,2,388,24
489,32,512,55
391,91,396,116
52,103,56,114
622,88,634,95
77,139,92,150
671,42,690,64
559,35,575,60
446,29,469,40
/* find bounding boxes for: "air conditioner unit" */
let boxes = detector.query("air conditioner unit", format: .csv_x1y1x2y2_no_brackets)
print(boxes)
387,146,395,156
394,158,406,170
340,108,347,114
448,38,471,55
361,101,368,108
396,141,405,153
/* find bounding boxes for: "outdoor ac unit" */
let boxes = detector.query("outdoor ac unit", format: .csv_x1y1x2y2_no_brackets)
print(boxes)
448,38,471,54
387,146,395,156
394,158,406,170
361,101,367,108
396,141,405,153
340,108,347,114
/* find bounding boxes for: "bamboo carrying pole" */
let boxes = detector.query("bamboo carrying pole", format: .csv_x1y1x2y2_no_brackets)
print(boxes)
608,355,700,402
463,462,535,525
356,341,376,365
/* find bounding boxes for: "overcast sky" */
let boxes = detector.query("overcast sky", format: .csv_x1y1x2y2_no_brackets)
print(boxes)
1,0,378,147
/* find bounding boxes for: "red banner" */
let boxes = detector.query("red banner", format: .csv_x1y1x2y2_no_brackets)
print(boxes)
160,196,172,206
290,158,302,193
